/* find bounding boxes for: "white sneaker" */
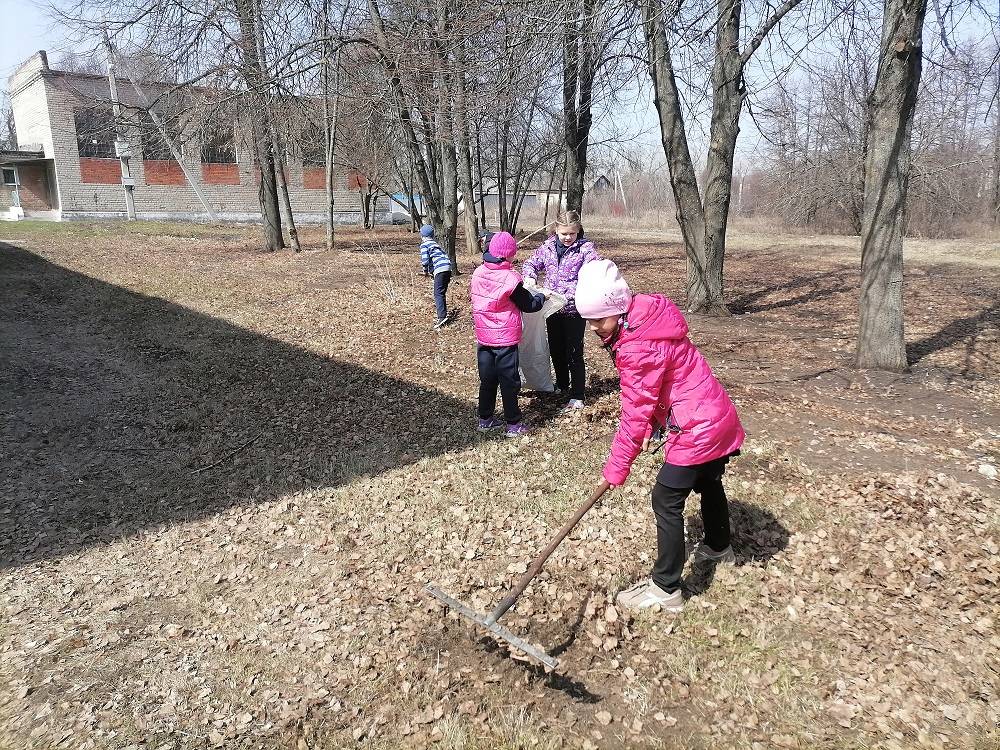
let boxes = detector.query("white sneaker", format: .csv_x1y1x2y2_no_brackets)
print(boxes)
616,580,684,613
693,543,736,564
563,399,584,411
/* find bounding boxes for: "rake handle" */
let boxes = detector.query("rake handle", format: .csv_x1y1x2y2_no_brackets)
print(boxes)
486,480,612,625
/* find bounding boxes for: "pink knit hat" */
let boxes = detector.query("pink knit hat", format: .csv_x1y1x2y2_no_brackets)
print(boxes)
575,259,633,319
487,231,517,260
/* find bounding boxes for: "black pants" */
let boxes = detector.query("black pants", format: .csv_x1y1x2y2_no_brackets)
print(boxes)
546,312,586,400
433,271,451,320
477,345,522,424
650,457,732,593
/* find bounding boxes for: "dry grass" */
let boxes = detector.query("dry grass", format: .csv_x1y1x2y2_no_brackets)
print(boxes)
0,220,997,749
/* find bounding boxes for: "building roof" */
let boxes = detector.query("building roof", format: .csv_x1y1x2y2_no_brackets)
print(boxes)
0,149,48,165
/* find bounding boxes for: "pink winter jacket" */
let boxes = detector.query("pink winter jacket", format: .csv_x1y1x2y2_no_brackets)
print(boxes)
470,260,524,346
604,294,745,486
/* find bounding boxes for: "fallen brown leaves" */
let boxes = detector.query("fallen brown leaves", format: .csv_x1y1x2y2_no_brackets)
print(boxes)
0,222,997,749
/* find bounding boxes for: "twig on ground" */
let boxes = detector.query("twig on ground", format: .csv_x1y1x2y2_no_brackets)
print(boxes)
99,446,180,453
190,431,264,475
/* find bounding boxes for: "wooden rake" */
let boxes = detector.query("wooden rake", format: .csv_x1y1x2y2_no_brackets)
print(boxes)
426,480,612,670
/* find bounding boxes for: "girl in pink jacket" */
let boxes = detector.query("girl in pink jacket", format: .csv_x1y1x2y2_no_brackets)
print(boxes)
575,260,745,613
470,232,546,437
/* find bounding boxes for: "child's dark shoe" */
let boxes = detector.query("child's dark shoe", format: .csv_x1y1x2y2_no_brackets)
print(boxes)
616,580,684,613
692,543,735,565
433,317,448,330
504,422,530,437
478,416,505,431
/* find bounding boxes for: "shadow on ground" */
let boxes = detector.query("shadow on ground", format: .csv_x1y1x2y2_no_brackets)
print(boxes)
0,243,480,569
684,498,790,597
729,271,853,315
906,297,999,371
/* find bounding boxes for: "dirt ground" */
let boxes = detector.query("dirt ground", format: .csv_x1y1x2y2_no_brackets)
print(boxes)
0,221,997,750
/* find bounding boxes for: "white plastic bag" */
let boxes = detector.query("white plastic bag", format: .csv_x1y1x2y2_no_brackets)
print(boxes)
519,284,567,391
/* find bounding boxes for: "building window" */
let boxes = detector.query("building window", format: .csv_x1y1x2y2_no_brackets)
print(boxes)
75,107,117,159
200,126,237,164
1,168,15,186
140,111,183,161
301,122,326,167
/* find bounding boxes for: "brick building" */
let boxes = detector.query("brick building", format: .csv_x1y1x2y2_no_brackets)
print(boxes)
1,51,386,223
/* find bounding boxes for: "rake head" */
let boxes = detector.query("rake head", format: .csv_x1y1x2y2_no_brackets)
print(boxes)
425,585,558,670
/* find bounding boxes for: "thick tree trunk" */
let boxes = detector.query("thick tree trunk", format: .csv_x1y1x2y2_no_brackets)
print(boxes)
235,0,282,251
643,0,708,307
644,0,806,313
255,8,298,253
857,0,926,371
256,138,284,251
564,143,586,214
561,0,595,215
696,0,745,315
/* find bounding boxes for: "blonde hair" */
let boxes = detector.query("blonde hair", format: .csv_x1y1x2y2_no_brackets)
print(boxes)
554,210,582,232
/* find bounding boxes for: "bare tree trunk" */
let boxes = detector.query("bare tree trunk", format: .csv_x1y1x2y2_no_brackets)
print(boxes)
474,122,487,226
556,155,568,217
697,0,745,314
643,0,707,303
644,0,803,314
235,0,283,251
857,0,926,371
561,0,596,215
498,117,510,230
254,132,284,251
322,1,343,251
406,154,421,230
363,187,375,228
271,130,300,251
257,14,299,253
992,57,1000,225
441,135,460,270
455,71,480,260
368,0,458,264
542,151,561,227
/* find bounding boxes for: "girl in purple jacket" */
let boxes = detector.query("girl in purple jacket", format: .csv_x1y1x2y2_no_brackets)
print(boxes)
522,211,600,409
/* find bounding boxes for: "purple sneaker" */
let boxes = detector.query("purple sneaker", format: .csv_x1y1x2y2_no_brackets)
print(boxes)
478,416,504,431
505,422,530,437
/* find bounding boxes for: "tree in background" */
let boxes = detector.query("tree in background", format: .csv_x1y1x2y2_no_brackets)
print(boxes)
856,0,927,371
642,0,811,315
0,93,16,149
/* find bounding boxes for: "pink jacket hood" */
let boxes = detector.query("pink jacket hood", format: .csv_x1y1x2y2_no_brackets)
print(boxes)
614,293,688,344
603,294,744,485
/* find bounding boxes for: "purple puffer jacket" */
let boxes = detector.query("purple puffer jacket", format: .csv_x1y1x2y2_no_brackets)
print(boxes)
521,235,600,316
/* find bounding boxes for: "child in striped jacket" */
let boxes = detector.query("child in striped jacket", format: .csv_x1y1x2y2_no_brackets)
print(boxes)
420,225,453,330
